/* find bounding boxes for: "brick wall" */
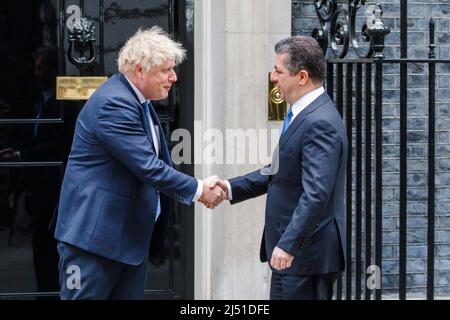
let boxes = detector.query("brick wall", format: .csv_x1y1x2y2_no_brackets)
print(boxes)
292,0,450,298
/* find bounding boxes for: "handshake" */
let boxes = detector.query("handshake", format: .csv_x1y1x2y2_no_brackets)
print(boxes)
198,175,229,209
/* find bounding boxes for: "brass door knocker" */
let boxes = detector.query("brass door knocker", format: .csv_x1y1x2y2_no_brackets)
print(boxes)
67,17,96,68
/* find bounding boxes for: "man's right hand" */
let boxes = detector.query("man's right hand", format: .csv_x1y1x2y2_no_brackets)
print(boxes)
198,175,227,209
204,175,229,198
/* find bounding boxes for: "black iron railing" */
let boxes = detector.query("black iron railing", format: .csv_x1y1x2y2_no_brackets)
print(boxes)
311,0,450,300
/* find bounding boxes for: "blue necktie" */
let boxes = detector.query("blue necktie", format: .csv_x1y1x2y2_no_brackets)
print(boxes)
143,101,161,221
281,108,293,135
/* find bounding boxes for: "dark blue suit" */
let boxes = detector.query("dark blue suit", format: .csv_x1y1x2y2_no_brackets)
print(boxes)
229,92,347,299
54,73,197,299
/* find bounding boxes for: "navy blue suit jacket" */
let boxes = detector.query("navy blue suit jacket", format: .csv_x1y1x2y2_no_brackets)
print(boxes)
54,73,197,265
229,92,347,275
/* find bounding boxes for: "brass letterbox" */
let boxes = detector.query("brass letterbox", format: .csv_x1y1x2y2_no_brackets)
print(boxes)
57,76,108,100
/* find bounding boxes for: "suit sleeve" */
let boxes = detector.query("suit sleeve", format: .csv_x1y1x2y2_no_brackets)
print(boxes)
228,166,271,204
96,98,197,205
277,119,343,254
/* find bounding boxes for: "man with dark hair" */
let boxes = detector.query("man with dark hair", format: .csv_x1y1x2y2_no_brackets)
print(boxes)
211,36,347,299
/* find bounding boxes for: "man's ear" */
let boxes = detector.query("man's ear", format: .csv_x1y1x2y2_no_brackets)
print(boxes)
135,64,143,78
298,70,309,86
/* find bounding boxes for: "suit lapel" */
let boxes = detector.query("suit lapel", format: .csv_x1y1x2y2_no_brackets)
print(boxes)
147,101,172,167
117,74,148,129
117,73,171,165
117,73,149,128
117,73,140,102
262,93,331,176
278,92,331,150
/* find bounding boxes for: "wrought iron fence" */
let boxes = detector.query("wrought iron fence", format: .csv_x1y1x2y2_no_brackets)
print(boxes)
310,0,450,300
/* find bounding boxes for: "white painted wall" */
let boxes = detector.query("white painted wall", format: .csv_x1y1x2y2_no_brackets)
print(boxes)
194,0,291,299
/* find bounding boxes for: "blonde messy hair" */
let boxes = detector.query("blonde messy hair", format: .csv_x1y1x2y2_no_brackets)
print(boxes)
117,26,186,73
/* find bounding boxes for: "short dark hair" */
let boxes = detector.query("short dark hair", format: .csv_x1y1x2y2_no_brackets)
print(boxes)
274,36,325,83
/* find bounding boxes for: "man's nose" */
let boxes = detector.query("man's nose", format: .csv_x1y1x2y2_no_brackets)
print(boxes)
169,70,177,83
270,71,277,83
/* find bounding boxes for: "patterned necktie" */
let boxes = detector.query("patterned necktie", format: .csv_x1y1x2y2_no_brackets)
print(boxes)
143,101,161,154
142,101,161,221
281,108,293,135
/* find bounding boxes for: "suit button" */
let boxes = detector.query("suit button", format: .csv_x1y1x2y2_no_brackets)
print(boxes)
299,240,305,249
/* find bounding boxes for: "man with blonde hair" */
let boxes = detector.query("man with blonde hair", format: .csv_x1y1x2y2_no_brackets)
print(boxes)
53,27,225,299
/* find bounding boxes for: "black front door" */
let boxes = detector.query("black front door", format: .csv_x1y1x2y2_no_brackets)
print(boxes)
0,0,194,299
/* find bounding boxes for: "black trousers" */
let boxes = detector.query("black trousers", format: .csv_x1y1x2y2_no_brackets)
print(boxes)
270,272,337,300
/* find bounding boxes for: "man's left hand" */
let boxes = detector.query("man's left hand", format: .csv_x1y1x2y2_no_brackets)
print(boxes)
270,246,294,271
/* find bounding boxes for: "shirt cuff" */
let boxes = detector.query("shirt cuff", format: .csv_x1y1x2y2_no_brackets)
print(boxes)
224,180,233,201
192,179,203,202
